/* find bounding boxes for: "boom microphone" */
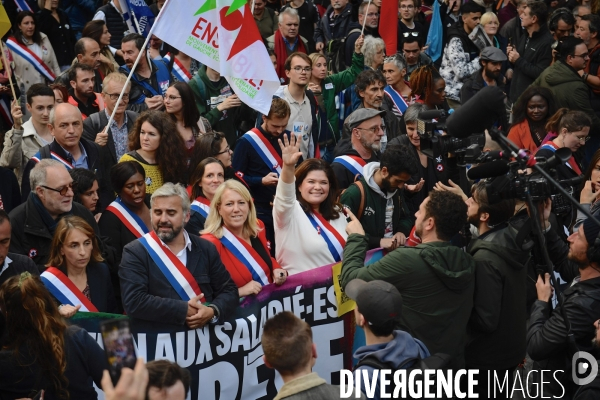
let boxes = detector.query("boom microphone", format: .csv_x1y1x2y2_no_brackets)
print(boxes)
418,109,447,120
445,86,507,138
467,160,510,180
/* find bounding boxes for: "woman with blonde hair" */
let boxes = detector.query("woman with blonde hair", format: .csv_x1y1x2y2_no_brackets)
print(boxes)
0,273,104,399
480,12,508,52
41,215,118,315
201,180,287,297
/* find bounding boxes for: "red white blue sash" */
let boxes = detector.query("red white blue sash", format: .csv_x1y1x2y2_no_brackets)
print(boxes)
219,227,270,285
6,37,56,82
106,198,149,238
13,0,32,11
138,231,203,301
245,128,283,175
40,267,99,312
164,54,192,83
305,212,346,262
191,196,211,219
384,85,410,116
332,155,366,179
31,150,73,170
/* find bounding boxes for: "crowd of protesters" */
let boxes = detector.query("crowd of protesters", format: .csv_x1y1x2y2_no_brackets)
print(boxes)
2,0,600,398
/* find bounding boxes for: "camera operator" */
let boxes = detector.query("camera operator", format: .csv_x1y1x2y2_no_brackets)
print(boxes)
465,181,529,399
527,203,600,398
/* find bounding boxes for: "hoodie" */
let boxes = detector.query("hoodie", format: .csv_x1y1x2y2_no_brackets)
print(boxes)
354,330,430,400
466,223,529,369
341,235,476,369
340,163,413,248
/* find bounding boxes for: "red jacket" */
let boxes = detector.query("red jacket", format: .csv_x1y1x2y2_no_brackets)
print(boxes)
201,221,278,288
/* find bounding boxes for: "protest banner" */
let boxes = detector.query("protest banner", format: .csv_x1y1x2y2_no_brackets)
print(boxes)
71,251,385,400
119,0,155,37
151,0,280,115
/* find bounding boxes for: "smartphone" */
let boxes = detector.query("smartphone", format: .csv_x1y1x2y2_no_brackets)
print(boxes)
100,319,137,385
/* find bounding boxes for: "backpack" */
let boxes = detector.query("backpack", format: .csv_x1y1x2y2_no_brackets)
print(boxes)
327,28,362,74
353,353,452,399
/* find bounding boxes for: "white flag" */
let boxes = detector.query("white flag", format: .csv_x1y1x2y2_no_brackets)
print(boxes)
153,0,280,114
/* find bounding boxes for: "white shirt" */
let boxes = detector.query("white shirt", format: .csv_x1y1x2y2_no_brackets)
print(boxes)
157,230,192,266
0,256,12,277
93,0,120,22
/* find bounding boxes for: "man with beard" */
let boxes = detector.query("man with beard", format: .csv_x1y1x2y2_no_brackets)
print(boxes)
340,144,417,250
527,208,600,398
67,63,104,120
119,183,238,332
331,108,384,190
461,47,507,104
465,181,528,398
341,190,476,369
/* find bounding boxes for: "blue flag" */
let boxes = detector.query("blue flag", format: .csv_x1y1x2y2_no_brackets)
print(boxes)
425,0,443,62
120,0,155,37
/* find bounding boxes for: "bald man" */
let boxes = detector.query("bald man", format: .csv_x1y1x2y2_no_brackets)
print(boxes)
20,103,113,208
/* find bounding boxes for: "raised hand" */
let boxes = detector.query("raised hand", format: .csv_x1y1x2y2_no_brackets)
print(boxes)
278,133,303,167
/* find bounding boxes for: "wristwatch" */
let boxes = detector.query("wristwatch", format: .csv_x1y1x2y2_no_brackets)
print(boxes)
207,304,220,324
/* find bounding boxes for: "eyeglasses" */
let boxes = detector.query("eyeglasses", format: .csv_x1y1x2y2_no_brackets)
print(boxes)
400,4,415,9
104,93,130,100
356,125,384,134
216,145,231,155
403,32,419,37
41,182,75,196
575,134,591,143
292,66,311,73
163,95,182,101
572,53,590,59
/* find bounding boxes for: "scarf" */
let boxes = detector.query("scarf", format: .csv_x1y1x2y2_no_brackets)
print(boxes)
274,30,307,81
31,193,67,235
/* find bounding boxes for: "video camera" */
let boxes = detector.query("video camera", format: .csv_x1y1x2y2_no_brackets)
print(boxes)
416,109,486,165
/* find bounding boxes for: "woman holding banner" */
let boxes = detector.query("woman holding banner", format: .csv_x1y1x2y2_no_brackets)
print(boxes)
274,134,348,275
99,161,151,309
0,273,104,399
202,180,287,297
7,11,60,95
185,157,225,235
42,215,118,315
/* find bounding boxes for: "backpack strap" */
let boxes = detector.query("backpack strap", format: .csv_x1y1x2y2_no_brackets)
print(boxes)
40,145,51,159
355,180,366,220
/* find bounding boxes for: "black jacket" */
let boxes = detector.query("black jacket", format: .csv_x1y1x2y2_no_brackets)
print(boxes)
466,223,529,370
0,252,39,288
8,195,102,272
460,69,506,105
314,4,353,45
331,138,380,191
0,166,21,213
119,234,239,332
508,25,553,103
20,138,112,210
527,276,600,398
36,8,76,66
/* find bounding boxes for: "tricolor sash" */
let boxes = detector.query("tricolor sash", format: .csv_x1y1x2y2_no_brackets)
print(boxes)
332,155,366,179
40,267,99,312
138,231,203,301
31,150,73,170
13,0,32,12
106,198,149,238
6,37,56,82
245,128,283,174
191,197,211,219
165,54,192,83
219,227,270,285
305,212,346,262
384,85,410,116
539,142,582,175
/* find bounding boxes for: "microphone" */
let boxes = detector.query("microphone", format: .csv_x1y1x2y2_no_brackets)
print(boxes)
559,175,585,188
445,86,507,138
467,160,510,180
478,150,510,162
418,109,447,120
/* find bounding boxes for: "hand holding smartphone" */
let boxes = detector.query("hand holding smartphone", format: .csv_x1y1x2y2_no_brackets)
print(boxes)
100,319,137,386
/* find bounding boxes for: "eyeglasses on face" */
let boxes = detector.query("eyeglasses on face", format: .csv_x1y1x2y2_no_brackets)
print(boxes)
41,182,75,196
356,125,385,134
215,145,231,155
572,53,590,59
400,4,415,9
104,93,130,100
574,134,591,143
292,66,311,73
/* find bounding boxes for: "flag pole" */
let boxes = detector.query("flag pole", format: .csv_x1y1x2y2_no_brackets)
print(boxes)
130,8,142,35
0,41,20,125
251,0,256,13
105,15,161,129
361,0,372,35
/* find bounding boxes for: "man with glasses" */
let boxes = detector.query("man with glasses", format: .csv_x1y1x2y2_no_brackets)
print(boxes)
398,0,427,46
532,36,600,139
83,73,139,184
8,159,103,271
20,103,111,210
344,2,380,68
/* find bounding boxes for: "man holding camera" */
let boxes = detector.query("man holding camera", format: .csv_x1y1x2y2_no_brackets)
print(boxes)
527,203,600,398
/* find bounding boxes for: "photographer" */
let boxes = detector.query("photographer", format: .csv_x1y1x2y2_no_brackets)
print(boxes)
465,181,528,398
527,206,600,398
